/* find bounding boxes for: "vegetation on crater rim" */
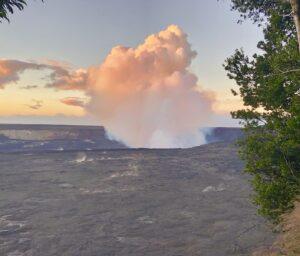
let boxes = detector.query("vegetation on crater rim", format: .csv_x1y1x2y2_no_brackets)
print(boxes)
226,0,300,222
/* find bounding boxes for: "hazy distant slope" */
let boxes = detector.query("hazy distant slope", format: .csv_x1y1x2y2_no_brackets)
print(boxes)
0,124,243,152
0,124,126,152
204,127,244,144
0,124,109,140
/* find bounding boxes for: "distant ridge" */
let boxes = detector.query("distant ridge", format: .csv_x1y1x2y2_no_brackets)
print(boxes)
0,123,101,130
0,124,126,153
0,124,243,153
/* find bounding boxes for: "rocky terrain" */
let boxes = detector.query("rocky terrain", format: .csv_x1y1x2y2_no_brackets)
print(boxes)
0,138,275,256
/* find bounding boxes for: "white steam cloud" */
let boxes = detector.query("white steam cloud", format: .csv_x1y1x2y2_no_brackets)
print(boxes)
84,25,214,148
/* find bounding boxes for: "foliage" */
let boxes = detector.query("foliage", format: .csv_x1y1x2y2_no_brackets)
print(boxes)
225,1,300,222
0,0,42,22
230,0,292,25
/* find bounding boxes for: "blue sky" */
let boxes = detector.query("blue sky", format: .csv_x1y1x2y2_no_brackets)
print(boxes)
0,0,263,125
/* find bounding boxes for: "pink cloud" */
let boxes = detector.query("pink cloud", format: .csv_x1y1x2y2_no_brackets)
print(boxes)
60,97,86,107
0,59,87,90
0,59,46,89
47,68,87,91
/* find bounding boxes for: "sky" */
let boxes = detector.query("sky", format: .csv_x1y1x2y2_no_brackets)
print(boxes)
0,0,263,127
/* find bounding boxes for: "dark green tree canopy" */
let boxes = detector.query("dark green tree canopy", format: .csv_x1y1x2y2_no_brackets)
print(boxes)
226,0,300,221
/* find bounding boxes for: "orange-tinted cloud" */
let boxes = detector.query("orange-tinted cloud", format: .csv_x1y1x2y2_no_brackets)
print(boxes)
0,59,87,90
0,59,45,88
60,97,86,107
47,68,87,91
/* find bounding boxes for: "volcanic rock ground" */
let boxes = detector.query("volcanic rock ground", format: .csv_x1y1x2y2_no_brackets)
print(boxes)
0,142,275,256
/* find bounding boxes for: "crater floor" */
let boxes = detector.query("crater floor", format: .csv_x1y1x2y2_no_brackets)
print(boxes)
0,142,275,256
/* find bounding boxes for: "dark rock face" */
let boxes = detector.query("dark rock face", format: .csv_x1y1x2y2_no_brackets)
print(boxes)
0,142,275,256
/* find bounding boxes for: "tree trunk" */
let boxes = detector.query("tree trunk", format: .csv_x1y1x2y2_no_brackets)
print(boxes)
291,0,300,53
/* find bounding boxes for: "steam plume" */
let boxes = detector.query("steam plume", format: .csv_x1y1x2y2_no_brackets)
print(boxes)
84,25,214,147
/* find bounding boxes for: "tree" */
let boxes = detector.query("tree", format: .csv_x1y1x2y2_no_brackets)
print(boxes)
225,1,300,221
291,0,300,52
230,0,300,53
0,0,43,22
